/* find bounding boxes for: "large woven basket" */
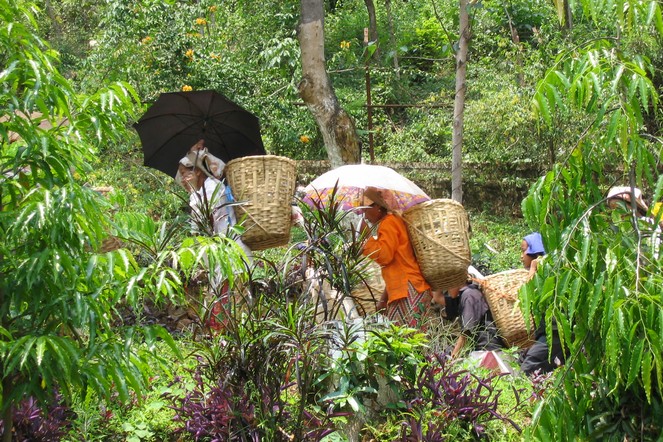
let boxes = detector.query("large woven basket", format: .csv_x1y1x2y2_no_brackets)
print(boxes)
350,260,384,316
480,269,535,349
403,199,471,291
225,155,297,251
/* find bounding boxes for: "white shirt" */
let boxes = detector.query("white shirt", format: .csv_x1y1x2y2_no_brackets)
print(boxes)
189,177,252,259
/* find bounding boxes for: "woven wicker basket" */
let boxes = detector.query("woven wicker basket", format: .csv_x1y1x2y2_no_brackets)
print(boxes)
225,155,297,251
402,199,471,291
350,260,384,316
480,269,535,349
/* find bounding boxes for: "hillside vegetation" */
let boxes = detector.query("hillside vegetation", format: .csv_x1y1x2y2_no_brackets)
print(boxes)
2,0,663,440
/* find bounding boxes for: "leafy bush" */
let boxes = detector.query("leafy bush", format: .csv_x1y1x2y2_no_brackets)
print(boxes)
0,393,75,442
362,352,529,441
469,212,529,275
320,321,429,414
404,353,524,438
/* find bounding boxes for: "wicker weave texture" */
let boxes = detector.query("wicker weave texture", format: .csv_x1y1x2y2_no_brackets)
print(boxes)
351,260,384,316
403,199,471,291
480,268,535,349
225,155,297,251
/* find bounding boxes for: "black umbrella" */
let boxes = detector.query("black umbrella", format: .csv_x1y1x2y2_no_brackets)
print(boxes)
134,90,266,178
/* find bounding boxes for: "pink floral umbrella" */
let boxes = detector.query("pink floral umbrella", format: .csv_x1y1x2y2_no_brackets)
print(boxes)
303,164,430,213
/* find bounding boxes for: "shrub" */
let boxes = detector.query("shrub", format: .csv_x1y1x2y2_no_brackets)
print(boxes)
0,393,75,442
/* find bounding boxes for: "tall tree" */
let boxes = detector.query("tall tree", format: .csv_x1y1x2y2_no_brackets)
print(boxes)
298,0,361,167
384,0,400,79
451,0,470,203
364,0,379,55
551,0,573,30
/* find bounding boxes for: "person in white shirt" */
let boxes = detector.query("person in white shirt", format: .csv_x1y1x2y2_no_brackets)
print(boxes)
175,140,251,331
175,139,251,258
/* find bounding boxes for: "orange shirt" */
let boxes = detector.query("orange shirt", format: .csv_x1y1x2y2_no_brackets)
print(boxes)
362,213,431,303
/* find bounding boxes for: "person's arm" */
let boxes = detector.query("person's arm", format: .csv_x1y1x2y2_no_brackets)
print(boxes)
376,289,388,312
362,216,398,265
359,218,373,237
451,335,467,358
528,258,539,279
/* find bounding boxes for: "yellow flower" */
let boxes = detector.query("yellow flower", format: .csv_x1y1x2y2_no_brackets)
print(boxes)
141,36,152,44
185,49,194,59
209,5,217,12
195,17,207,26
340,40,350,49
182,85,193,92
299,135,310,143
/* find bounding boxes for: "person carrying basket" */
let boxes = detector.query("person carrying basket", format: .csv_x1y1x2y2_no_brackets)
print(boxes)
359,195,432,328
519,232,565,375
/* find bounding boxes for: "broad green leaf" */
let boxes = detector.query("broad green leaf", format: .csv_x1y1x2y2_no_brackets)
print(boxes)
35,337,46,365
610,64,625,93
346,395,360,412
626,339,644,387
606,109,621,144
641,350,652,403
111,365,129,403
587,279,604,324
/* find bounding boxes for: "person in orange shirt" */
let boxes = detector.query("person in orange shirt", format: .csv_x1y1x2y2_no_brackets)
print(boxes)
359,196,432,327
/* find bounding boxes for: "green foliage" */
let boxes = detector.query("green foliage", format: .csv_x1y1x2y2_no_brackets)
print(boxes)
0,4,188,438
469,212,529,275
64,340,189,441
6,0,663,439
521,2,663,438
320,322,428,413
463,87,539,163
86,147,183,221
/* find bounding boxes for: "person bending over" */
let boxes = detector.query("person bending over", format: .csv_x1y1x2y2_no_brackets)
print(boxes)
433,281,505,358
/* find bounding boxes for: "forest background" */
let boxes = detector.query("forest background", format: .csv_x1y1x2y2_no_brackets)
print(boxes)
2,0,663,440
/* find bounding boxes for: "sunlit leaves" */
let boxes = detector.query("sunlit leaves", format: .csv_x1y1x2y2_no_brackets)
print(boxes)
0,0,183,423
524,2,663,429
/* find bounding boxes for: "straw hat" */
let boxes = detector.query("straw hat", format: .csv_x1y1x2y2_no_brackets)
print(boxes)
363,187,392,212
607,186,648,212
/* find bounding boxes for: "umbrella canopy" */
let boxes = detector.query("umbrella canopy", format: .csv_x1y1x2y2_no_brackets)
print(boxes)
134,90,266,178
303,164,430,213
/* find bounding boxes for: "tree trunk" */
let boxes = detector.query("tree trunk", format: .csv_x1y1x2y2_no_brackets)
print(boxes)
563,0,573,30
451,0,470,203
504,6,524,86
298,0,361,167
385,0,400,79
364,0,379,57
552,0,573,30
43,0,63,42
1,377,13,442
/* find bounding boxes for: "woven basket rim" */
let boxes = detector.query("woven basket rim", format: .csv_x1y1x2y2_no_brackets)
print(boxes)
480,268,530,287
226,154,297,169
403,197,465,214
